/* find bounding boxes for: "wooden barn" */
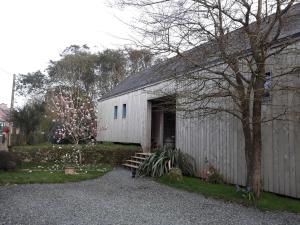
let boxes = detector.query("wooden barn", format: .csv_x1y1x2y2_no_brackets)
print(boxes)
97,4,300,198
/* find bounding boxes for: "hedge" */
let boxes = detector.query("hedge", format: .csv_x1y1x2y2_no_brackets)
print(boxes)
10,143,142,165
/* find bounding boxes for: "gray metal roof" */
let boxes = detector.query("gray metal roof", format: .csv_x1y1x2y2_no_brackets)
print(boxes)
100,3,300,101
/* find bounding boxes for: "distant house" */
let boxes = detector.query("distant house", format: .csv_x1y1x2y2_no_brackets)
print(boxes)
0,103,10,149
97,4,300,198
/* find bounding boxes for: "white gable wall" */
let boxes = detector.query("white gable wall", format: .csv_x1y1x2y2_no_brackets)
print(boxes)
97,80,174,150
97,89,147,146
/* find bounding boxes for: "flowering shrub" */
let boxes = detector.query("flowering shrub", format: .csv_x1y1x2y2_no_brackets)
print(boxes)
50,93,97,144
49,92,97,163
60,152,79,166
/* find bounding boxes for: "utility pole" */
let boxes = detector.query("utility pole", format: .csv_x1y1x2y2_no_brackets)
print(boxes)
9,74,16,147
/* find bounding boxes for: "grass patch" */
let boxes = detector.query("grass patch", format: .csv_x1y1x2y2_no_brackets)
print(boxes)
0,163,112,185
158,176,300,213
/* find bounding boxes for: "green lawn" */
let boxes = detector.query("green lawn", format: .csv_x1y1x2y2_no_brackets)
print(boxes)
158,176,300,213
0,163,112,185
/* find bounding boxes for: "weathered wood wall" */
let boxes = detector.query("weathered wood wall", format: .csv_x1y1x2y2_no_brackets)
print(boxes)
97,43,300,198
176,43,300,198
97,89,147,147
176,96,300,198
98,84,300,198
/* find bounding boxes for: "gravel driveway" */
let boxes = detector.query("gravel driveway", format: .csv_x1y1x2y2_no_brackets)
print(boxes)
0,168,299,225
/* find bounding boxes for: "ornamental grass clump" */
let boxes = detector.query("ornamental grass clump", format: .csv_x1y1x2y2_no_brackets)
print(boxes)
138,147,195,177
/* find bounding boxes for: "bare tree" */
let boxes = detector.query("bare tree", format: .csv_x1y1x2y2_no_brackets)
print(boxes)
114,0,300,198
126,48,154,74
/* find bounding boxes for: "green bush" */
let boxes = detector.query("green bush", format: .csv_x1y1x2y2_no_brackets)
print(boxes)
10,143,141,165
0,151,21,171
138,147,195,177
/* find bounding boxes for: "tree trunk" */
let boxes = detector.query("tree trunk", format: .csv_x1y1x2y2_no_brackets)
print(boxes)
251,98,263,199
242,120,253,187
240,99,254,187
250,143,262,198
243,107,262,199
78,150,82,164
241,72,264,199
249,71,264,199
75,141,82,164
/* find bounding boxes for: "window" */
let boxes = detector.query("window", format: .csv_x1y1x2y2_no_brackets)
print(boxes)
122,104,127,118
114,106,118,119
263,72,272,102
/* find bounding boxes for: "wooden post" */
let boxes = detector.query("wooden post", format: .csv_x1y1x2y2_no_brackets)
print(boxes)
9,74,16,147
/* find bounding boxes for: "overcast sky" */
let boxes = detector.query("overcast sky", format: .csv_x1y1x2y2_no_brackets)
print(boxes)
0,0,135,106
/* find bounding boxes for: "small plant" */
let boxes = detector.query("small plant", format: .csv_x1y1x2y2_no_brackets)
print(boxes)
204,163,224,184
167,168,183,181
138,147,195,177
235,185,257,206
60,152,79,167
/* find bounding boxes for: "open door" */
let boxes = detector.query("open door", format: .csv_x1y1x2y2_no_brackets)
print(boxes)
150,95,176,149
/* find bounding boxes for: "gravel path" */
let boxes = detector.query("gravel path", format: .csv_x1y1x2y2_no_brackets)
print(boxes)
0,168,299,225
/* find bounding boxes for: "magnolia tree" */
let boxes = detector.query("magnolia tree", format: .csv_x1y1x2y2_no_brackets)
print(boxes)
50,92,97,164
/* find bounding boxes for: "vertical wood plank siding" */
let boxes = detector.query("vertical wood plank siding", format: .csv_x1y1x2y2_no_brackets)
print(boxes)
175,45,300,198
176,100,300,198
97,44,300,198
97,89,147,148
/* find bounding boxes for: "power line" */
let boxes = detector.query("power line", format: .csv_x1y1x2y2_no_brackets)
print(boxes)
0,66,13,75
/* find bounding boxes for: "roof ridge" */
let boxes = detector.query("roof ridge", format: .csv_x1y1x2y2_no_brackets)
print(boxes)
99,3,300,101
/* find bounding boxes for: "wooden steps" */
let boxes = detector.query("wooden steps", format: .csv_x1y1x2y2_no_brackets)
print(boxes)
122,163,139,169
122,152,153,177
136,152,152,156
126,159,142,165
132,156,146,160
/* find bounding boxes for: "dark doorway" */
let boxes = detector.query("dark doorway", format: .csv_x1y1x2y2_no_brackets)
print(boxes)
163,111,176,148
150,95,176,149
